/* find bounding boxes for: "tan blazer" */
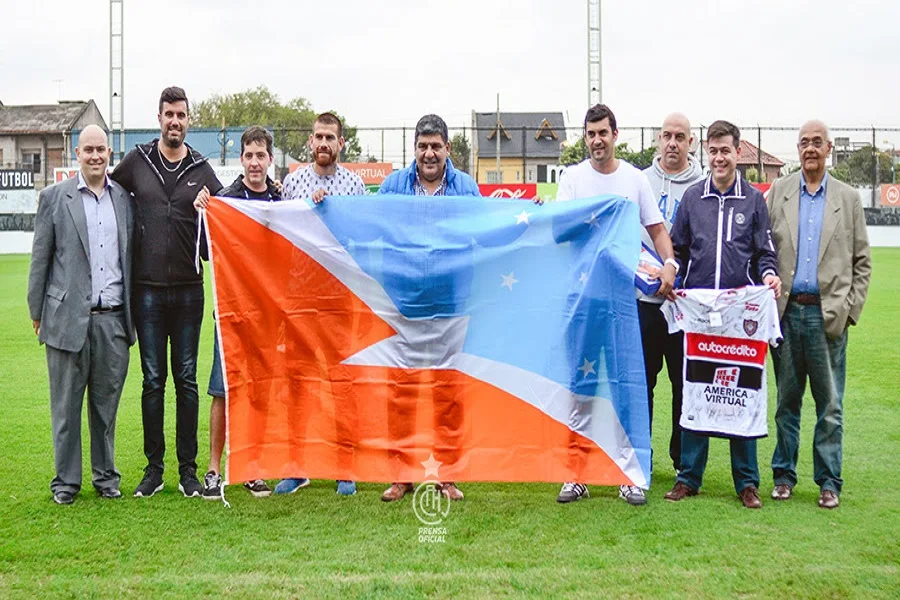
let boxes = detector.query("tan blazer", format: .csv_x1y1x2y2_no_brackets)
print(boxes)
767,171,871,339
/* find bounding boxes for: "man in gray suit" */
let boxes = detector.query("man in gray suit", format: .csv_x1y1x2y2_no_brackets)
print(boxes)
767,120,871,509
28,125,135,505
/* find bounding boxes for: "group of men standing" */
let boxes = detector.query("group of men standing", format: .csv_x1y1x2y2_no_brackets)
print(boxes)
27,85,870,511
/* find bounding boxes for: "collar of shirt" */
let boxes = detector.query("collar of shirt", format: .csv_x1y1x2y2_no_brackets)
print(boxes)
413,167,447,196
800,171,828,197
76,170,112,197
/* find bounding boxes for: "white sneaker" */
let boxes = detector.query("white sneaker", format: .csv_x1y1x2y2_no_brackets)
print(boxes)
557,482,589,503
618,485,647,505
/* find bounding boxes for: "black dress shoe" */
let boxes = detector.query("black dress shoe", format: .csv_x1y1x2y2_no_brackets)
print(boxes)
53,491,74,505
100,488,122,499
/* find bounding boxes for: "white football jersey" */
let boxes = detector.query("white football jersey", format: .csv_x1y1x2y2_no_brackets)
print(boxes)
662,286,782,438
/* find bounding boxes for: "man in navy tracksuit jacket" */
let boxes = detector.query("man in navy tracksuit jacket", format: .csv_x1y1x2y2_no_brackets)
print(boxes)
663,120,782,509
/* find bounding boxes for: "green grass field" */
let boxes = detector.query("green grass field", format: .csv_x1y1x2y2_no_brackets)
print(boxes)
0,250,897,599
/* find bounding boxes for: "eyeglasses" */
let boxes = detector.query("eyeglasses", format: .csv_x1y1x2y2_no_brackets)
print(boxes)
798,139,827,149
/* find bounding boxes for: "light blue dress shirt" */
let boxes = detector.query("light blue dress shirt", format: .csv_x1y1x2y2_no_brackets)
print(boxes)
792,172,827,295
78,172,124,308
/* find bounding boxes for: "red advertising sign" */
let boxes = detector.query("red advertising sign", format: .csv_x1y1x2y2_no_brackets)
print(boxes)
750,182,771,201
477,184,538,199
881,184,900,206
54,168,80,183
288,162,393,185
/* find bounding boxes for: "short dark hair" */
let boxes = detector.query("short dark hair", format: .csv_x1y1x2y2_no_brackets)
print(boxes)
159,86,189,114
315,112,343,137
414,114,449,144
240,126,273,156
584,104,617,132
707,120,740,147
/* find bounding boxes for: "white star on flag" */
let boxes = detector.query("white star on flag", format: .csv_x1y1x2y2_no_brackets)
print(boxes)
578,357,596,378
500,272,519,291
516,210,532,225
421,454,442,479
584,210,600,228
579,271,588,285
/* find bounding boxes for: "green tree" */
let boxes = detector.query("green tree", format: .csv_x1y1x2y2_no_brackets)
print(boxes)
745,167,762,183
449,133,471,173
192,86,360,163
828,145,893,185
559,139,657,168
559,138,587,166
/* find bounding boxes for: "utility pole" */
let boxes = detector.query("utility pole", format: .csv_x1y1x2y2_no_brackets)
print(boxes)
496,93,501,183
587,0,602,106
109,0,124,164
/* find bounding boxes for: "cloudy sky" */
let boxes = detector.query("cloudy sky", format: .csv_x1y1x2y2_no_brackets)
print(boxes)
2,0,899,158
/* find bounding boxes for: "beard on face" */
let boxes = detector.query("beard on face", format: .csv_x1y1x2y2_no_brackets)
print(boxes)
314,146,335,167
162,127,184,149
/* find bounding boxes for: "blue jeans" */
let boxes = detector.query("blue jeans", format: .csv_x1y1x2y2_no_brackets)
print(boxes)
771,302,847,494
134,284,204,474
677,430,759,494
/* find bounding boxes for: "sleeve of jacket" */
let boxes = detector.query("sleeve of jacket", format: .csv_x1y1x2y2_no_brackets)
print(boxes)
27,188,56,321
458,172,481,197
670,192,691,278
110,150,135,192
752,195,778,281
847,189,872,325
198,164,223,262
377,171,401,194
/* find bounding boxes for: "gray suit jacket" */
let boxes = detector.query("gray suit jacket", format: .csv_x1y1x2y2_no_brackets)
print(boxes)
27,176,136,352
768,171,871,339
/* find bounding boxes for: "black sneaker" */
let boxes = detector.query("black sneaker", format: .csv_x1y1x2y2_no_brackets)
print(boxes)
133,467,164,498
243,480,272,498
53,490,75,505
178,468,202,498
202,470,222,501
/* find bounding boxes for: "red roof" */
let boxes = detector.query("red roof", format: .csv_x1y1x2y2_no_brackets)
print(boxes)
702,140,785,167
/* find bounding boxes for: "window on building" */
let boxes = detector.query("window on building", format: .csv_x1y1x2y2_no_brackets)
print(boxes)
486,170,502,184
22,151,41,173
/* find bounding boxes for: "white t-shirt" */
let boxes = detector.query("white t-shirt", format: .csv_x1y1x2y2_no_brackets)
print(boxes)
557,159,665,302
556,159,663,227
661,285,782,438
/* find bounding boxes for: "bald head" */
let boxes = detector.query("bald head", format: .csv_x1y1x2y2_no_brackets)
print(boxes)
796,120,832,180
76,125,111,185
658,112,694,174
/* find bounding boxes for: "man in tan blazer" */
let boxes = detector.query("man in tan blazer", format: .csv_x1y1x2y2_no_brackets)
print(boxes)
766,120,871,509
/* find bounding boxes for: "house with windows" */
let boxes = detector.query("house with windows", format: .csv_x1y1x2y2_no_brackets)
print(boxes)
471,111,567,184
0,100,106,189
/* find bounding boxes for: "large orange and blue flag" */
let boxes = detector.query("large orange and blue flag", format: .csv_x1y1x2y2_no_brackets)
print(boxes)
204,194,651,487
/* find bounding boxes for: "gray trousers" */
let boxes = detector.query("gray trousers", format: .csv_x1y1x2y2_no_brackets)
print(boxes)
46,311,130,495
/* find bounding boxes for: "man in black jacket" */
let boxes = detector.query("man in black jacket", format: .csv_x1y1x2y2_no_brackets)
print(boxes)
111,86,222,498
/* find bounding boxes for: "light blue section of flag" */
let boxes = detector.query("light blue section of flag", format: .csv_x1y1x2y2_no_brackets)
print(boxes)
314,194,650,480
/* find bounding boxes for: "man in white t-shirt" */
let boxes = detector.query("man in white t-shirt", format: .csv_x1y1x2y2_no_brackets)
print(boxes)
555,104,677,506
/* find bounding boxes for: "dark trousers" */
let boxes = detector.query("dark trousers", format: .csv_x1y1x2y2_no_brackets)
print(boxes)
637,300,684,471
134,284,204,475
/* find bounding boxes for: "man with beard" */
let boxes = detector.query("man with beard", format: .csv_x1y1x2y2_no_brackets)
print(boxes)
111,86,222,498
275,112,365,497
641,114,704,476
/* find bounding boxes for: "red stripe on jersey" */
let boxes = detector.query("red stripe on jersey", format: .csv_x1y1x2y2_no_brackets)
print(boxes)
685,333,768,367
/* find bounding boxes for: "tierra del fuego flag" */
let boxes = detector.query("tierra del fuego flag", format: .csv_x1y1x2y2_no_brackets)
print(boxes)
204,194,651,488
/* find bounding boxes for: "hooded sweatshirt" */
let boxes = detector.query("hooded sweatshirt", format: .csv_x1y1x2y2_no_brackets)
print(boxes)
639,154,704,303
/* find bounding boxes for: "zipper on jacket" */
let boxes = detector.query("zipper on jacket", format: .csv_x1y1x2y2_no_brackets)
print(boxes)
683,259,693,288
726,206,734,242
715,197,724,289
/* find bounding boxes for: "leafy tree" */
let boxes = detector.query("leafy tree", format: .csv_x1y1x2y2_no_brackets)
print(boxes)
559,138,587,166
559,139,656,169
745,167,762,183
449,133,471,173
828,145,893,185
192,86,360,163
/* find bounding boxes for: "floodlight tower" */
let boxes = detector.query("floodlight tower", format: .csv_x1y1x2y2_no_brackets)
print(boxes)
587,0,601,106
110,0,124,163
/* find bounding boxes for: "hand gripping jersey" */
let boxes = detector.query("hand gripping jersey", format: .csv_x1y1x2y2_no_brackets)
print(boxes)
662,286,782,438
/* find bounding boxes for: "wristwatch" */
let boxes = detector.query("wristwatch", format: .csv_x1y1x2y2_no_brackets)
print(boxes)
664,258,679,274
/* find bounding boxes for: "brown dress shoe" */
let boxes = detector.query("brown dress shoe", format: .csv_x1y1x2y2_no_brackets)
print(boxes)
818,489,840,509
381,482,413,502
739,485,762,509
771,484,793,500
664,481,698,502
439,482,464,501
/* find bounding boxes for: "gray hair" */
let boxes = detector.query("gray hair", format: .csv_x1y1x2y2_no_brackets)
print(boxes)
414,114,449,143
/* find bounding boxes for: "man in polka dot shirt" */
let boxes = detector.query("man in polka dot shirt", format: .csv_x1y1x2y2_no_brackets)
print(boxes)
281,112,366,203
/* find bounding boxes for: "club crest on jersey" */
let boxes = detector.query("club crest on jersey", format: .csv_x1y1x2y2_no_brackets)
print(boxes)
735,213,746,225
743,319,758,336
714,367,740,388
